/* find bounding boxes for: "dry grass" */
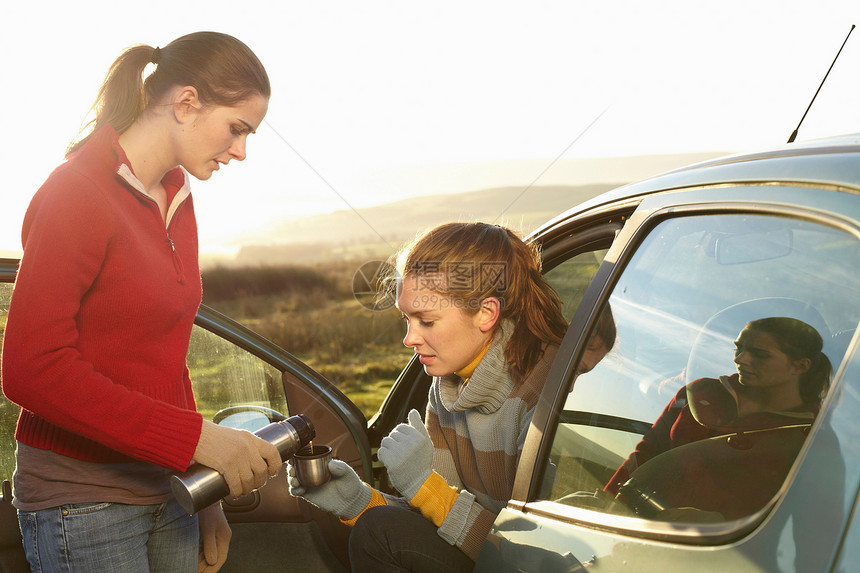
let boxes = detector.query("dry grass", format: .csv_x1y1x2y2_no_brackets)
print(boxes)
202,262,413,418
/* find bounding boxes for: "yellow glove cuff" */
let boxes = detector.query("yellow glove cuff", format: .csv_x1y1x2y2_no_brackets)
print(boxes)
339,488,386,527
410,471,459,527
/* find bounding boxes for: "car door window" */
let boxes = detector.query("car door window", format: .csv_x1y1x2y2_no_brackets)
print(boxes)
0,283,15,483
543,249,609,322
538,212,860,528
539,215,624,320
187,325,288,424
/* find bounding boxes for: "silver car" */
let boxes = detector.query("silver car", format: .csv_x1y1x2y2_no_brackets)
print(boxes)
474,133,860,572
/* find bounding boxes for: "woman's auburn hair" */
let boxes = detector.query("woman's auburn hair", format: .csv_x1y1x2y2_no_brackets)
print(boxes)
389,222,568,379
68,31,270,155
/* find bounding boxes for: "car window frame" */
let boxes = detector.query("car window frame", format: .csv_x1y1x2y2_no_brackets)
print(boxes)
513,186,860,545
508,203,638,499
0,261,18,484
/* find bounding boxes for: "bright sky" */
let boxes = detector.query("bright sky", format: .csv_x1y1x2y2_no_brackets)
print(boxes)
3,1,860,257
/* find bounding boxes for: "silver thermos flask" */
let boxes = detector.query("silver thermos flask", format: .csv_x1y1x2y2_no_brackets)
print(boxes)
171,413,315,515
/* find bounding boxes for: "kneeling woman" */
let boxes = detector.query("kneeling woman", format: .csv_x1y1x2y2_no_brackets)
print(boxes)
289,222,613,571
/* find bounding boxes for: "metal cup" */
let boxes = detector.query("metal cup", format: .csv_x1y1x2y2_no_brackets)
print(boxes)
293,445,332,487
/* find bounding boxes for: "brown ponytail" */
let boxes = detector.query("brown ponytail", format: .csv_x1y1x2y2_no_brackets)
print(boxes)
390,222,568,379
68,31,270,155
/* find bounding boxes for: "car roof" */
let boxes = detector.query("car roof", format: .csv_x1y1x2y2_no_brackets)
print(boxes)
536,132,860,235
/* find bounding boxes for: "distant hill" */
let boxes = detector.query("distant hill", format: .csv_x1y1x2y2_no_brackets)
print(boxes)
201,151,726,268
216,182,617,267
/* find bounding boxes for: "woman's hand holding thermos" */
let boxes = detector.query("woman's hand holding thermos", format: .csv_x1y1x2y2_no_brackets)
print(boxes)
193,420,282,497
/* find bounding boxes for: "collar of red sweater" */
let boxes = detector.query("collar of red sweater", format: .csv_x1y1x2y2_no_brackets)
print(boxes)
77,125,190,225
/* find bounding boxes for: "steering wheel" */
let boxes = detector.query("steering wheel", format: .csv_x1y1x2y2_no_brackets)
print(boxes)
615,425,809,521
212,405,287,430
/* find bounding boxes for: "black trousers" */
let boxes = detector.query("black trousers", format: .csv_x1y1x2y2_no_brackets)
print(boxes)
348,504,474,572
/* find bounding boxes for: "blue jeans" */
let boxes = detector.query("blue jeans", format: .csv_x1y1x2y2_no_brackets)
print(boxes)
349,504,474,572
18,499,198,572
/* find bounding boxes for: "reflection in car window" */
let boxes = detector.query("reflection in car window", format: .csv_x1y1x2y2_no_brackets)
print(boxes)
187,326,287,422
0,283,15,482
538,213,860,525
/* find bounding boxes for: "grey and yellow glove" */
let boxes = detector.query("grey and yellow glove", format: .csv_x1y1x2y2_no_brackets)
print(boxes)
378,409,461,527
377,409,434,500
287,458,372,521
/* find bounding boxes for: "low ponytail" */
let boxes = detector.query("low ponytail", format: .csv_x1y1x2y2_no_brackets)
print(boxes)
68,32,270,156
68,45,154,155
802,351,833,403
500,231,568,378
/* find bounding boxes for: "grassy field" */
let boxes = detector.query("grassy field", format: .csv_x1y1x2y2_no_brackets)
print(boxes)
201,261,415,419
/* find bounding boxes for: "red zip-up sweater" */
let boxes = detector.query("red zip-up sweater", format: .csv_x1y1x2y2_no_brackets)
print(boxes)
1,125,203,472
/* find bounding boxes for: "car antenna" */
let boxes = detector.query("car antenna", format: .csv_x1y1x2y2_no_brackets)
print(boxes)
787,24,855,143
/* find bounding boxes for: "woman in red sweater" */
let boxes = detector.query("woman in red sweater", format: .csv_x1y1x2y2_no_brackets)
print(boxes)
1,32,280,572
